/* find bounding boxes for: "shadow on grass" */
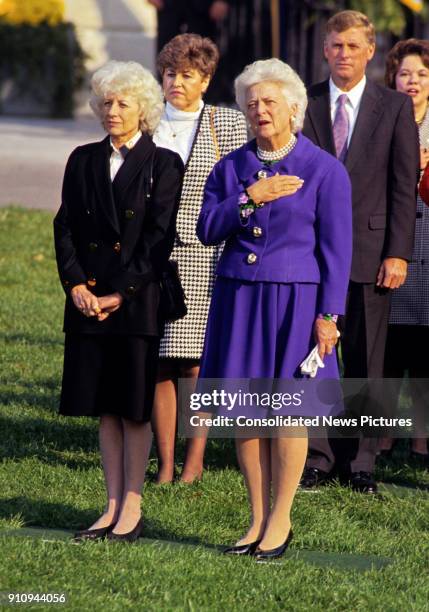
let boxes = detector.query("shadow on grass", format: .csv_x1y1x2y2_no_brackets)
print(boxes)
375,445,429,491
0,497,216,550
0,332,63,347
0,412,238,472
1,389,60,413
378,476,429,492
1,373,63,416
0,413,99,467
0,523,393,571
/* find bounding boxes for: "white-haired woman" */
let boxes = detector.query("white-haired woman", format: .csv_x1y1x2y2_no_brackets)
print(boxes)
197,59,352,560
54,61,183,542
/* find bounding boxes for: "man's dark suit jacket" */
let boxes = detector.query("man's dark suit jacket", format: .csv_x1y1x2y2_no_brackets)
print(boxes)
303,79,419,283
54,132,184,336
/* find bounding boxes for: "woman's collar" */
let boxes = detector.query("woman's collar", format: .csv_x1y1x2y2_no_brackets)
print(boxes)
110,130,142,153
165,100,204,121
235,133,307,181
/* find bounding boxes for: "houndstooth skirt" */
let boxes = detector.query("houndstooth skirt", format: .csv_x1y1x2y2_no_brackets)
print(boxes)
159,242,222,359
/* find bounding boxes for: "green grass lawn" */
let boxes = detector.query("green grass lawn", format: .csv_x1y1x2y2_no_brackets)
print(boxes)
0,207,428,612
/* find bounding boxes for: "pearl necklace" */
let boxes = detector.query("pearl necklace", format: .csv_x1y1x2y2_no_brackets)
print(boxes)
257,134,297,161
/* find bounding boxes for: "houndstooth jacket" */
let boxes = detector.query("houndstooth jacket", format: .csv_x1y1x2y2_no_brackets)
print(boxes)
390,109,429,326
159,104,248,358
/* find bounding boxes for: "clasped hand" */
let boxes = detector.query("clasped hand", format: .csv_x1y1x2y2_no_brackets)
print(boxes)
246,173,304,204
71,285,123,321
313,318,338,360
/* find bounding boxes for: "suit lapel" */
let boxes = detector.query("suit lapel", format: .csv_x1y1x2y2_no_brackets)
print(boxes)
345,80,383,174
185,105,216,173
307,81,336,156
235,140,264,182
112,132,155,207
91,136,120,235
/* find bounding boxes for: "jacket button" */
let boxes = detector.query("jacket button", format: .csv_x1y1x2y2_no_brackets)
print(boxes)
125,209,135,219
89,242,98,251
126,285,136,295
417,211,423,218
253,226,262,237
87,277,97,287
258,170,268,179
63,279,70,287
113,242,121,253
247,253,257,264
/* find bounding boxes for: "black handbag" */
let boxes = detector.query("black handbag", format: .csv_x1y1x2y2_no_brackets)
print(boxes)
146,152,187,322
160,260,187,321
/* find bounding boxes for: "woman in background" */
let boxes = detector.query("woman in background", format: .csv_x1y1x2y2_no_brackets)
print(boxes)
152,33,247,483
380,39,429,464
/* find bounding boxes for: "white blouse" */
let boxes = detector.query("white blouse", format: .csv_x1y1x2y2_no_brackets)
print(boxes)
109,130,142,181
153,100,204,164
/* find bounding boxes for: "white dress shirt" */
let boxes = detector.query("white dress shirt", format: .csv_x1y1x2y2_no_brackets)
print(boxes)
153,100,204,164
329,76,366,147
109,130,142,181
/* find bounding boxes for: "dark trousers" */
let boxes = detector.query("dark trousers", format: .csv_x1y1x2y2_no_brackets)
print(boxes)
384,324,429,439
307,282,391,474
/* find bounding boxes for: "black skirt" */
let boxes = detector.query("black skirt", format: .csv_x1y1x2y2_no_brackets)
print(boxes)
59,333,160,423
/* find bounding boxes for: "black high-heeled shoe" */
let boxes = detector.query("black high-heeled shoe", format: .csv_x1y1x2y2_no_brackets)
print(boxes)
73,523,116,542
223,539,261,556
253,530,293,562
107,518,143,543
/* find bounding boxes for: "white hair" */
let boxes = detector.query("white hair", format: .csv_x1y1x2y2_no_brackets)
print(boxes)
234,58,307,133
90,60,163,135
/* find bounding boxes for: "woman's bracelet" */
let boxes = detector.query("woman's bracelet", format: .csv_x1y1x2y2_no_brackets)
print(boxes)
238,191,264,219
317,313,338,323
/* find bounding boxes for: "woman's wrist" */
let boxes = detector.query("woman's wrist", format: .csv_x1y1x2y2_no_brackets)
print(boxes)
71,284,87,295
245,185,262,205
317,313,338,323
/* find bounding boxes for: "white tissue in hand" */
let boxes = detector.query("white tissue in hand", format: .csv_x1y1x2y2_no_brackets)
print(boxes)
300,331,340,378
300,346,325,378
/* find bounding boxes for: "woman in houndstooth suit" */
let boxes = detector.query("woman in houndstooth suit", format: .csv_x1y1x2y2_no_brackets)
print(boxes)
153,33,247,482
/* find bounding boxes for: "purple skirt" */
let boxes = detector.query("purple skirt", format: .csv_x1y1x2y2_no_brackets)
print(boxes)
200,278,339,379
197,279,341,419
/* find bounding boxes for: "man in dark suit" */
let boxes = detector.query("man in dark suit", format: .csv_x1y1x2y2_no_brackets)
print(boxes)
302,10,419,493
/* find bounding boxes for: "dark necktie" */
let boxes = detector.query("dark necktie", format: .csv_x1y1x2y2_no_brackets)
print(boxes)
119,145,130,159
333,94,349,162
109,145,130,159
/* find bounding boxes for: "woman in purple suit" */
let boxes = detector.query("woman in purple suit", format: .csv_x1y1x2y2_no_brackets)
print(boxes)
196,59,352,561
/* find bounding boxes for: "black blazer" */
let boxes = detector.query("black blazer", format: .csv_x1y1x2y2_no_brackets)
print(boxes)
54,133,184,335
303,79,419,283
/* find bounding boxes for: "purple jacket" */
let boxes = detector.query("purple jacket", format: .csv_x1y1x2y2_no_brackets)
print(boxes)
196,133,352,314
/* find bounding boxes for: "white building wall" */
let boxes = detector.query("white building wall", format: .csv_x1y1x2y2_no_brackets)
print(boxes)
65,0,158,114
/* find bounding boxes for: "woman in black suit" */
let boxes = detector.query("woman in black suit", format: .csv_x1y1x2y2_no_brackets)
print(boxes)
54,60,183,542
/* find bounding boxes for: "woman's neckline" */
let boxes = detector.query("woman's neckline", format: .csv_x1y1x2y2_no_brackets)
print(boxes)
165,100,204,122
